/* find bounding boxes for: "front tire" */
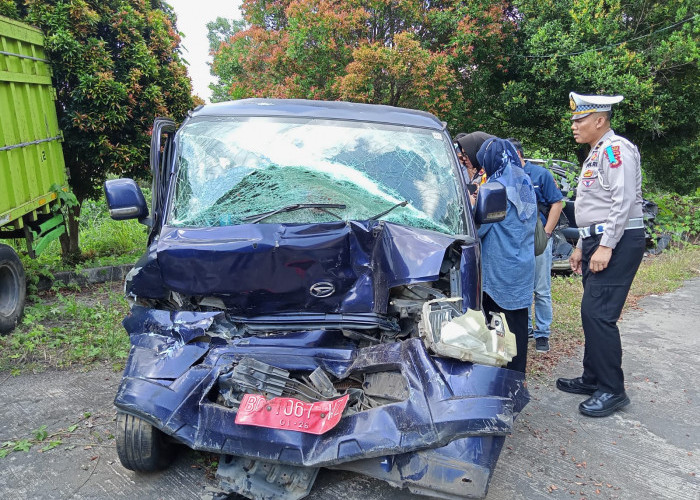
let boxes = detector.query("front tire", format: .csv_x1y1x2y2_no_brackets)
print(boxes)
0,244,26,335
116,412,175,472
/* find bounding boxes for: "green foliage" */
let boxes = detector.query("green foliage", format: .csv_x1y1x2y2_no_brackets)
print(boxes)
502,0,699,194
49,184,79,211
0,413,100,458
73,195,148,264
12,439,32,452
40,440,62,452
33,425,49,442
6,0,194,203
0,283,131,373
16,193,149,274
0,0,18,18
208,0,515,118
206,16,247,53
644,188,700,242
208,0,699,194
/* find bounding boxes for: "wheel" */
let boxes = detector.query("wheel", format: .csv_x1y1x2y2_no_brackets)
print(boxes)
116,412,175,471
0,244,26,335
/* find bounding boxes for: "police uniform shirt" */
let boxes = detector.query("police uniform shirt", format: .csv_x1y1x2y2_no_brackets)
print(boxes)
575,129,643,249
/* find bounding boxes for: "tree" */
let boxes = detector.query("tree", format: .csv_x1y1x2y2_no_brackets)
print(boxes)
209,0,698,193
209,0,515,120
501,0,699,193
2,0,194,258
336,32,455,116
206,16,247,102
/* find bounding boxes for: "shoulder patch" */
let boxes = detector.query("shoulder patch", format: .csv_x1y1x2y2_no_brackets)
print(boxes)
606,145,622,168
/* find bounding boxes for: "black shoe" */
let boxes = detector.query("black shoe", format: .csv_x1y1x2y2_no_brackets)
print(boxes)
535,337,550,352
579,392,630,417
556,377,597,395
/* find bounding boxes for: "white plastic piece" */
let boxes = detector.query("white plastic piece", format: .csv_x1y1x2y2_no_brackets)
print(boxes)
420,298,517,367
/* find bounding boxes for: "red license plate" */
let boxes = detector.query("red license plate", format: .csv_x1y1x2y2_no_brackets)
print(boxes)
235,393,349,435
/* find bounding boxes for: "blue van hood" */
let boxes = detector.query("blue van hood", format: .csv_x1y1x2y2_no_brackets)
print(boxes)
125,221,475,317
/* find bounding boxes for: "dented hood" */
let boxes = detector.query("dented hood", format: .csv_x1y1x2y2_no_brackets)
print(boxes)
126,220,468,316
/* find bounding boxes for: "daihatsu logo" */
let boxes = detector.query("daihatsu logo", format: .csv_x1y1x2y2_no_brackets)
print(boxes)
309,281,335,298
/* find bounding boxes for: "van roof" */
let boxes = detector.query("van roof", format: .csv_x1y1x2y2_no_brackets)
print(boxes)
190,98,445,131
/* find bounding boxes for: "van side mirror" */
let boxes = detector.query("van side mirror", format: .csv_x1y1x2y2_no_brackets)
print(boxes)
104,178,150,225
473,183,506,225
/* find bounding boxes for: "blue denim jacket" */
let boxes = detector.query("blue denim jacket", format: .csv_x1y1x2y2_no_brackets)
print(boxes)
478,201,536,310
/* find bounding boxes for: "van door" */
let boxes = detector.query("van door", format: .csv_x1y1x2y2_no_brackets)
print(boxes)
149,118,176,239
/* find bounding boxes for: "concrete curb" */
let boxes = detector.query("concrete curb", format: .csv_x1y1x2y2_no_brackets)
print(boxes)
37,263,133,291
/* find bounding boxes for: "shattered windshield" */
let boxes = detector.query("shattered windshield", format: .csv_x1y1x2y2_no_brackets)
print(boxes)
168,116,466,235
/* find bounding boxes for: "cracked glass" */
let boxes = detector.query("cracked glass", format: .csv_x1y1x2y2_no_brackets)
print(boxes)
168,116,466,235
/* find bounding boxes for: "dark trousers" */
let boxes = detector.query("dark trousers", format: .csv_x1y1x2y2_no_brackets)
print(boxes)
580,228,645,394
483,293,529,373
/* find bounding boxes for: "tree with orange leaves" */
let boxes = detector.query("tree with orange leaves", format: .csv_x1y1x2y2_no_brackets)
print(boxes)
209,0,516,126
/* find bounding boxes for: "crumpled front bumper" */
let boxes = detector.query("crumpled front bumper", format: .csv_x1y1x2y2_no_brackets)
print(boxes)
114,308,528,497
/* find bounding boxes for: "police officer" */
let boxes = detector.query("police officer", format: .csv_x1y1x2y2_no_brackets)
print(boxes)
556,92,645,417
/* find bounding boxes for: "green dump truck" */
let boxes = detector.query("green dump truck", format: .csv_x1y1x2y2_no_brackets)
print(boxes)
0,15,69,334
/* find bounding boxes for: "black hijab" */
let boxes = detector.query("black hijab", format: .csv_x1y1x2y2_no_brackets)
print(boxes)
455,131,495,168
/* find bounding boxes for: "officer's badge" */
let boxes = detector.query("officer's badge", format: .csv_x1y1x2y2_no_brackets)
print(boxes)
606,145,622,168
570,97,577,111
591,152,598,161
582,178,596,187
582,169,595,178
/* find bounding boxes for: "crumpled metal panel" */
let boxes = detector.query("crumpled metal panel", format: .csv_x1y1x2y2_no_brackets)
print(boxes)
125,221,474,316
331,436,506,499
114,309,529,469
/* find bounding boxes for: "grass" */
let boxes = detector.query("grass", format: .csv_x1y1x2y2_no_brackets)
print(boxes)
1,193,143,375
526,245,700,377
8,194,148,274
38,196,148,271
0,282,131,374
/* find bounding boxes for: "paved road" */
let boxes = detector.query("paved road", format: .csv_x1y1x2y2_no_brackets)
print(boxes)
1,280,698,500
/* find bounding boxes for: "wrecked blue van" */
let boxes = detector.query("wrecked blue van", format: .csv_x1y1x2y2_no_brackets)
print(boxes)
104,99,529,500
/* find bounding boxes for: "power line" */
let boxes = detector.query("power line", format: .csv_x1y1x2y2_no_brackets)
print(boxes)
512,13,698,59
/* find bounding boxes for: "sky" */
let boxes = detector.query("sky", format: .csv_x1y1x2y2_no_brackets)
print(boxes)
168,0,243,103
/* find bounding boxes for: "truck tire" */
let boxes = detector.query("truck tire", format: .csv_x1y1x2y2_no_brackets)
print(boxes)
0,244,26,335
116,412,175,472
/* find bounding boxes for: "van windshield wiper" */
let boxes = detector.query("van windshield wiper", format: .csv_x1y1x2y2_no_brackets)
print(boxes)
241,203,347,224
369,200,408,220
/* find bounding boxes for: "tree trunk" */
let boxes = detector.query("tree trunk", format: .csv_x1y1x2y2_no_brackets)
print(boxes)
59,203,82,264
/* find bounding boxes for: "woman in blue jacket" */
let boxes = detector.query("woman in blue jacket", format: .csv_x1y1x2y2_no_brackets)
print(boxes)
476,138,537,373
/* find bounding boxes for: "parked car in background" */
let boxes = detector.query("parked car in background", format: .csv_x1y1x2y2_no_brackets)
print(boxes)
526,159,659,272
105,99,529,500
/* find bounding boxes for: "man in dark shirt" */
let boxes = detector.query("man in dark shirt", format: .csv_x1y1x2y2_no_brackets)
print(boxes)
508,138,564,353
